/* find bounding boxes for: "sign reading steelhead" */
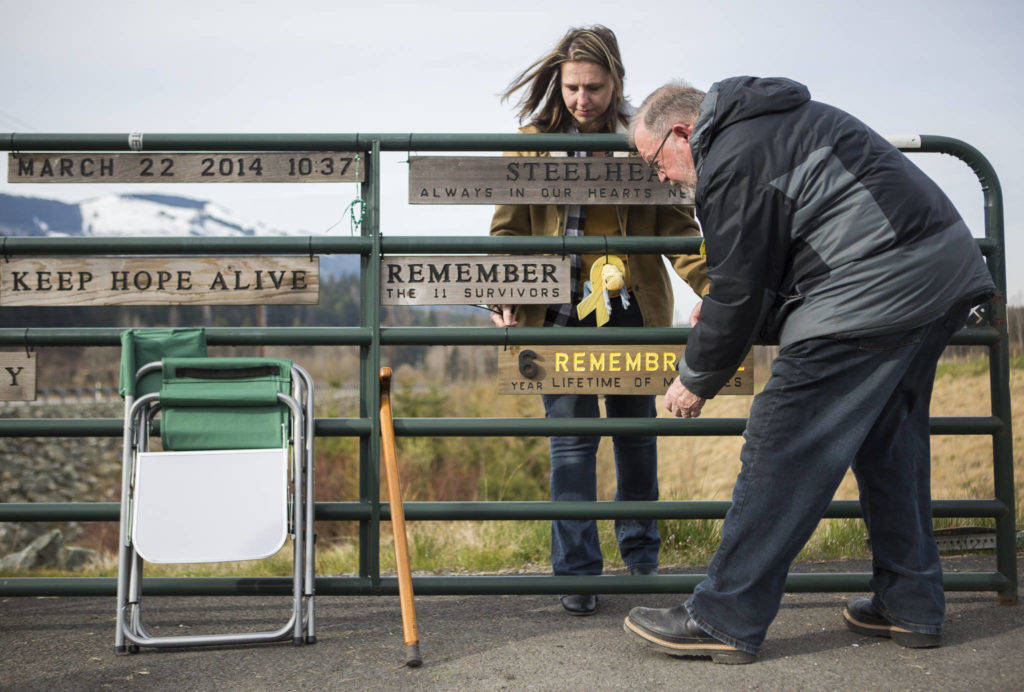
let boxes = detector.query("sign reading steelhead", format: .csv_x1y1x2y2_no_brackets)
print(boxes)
8,152,363,183
381,255,570,305
409,156,694,205
0,351,36,401
0,257,318,306
498,345,754,396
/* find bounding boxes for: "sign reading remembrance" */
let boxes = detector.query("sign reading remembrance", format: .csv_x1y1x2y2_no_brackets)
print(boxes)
498,345,754,396
0,257,318,306
0,352,36,401
381,255,570,305
408,156,694,205
8,152,364,183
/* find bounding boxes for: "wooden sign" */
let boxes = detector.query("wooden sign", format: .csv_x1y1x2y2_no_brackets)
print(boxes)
0,257,318,306
498,345,754,395
409,156,694,205
8,152,364,183
0,352,36,401
381,255,570,305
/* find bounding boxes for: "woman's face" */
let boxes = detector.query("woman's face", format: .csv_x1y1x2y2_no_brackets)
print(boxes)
560,60,614,132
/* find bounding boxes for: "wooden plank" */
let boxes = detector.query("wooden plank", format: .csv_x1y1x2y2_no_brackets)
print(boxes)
0,256,318,306
7,152,364,183
0,352,36,401
381,255,570,305
498,345,753,396
409,156,693,205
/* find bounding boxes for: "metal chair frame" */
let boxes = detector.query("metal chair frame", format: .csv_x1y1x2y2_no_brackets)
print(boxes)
114,361,315,652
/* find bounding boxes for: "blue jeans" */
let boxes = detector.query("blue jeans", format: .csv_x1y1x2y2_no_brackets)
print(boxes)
542,392,660,575
686,301,971,655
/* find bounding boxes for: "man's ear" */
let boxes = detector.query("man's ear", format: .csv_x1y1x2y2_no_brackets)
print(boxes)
671,123,693,138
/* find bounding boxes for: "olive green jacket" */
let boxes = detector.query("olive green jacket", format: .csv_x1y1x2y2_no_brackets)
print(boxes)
489,125,710,328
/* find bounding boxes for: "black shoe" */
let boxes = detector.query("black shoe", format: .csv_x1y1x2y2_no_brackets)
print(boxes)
624,605,755,664
559,594,598,616
843,597,941,648
628,565,659,576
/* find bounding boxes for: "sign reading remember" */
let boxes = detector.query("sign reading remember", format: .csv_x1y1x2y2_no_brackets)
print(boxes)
381,255,570,305
0,257,318,306
498,345,754,396
0,352,36,401
409,156,693,205
8,152,363,183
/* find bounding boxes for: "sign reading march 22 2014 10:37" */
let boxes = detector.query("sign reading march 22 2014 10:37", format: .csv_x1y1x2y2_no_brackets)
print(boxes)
7,152,364,183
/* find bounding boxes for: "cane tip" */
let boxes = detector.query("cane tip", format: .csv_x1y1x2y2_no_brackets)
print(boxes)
405,642,422,667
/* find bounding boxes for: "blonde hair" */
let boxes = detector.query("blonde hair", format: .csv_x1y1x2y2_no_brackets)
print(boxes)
502,25,628,134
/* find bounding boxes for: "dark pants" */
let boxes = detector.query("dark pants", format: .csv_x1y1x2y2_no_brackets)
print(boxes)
542,292,660,575
686,302,971,654
542,392,660,575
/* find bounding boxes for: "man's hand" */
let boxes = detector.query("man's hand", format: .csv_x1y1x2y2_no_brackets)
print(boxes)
689,299,702,327
489,305,517,327
665,376,706,418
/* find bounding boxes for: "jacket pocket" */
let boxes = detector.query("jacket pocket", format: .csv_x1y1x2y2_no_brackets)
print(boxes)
857,326,926,350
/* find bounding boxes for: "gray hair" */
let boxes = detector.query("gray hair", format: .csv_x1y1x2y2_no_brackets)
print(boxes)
629,80,706,144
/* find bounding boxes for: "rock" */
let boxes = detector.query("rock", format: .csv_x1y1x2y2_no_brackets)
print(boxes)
0,529,64,571
0,522,44,554
0,523,15,552
61,546,101,571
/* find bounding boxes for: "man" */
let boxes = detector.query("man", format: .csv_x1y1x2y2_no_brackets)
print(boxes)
624,77,995,664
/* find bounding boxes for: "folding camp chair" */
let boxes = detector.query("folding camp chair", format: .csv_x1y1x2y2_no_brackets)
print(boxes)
115,329,316,652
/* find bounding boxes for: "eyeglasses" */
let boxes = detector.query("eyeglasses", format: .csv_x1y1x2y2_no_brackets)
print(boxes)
645,127,687,174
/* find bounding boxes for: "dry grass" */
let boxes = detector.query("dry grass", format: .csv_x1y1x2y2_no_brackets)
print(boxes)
649,363,1024,507
5,356,1021,578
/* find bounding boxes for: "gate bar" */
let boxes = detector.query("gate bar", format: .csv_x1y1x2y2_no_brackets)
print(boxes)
0,572,1008,598
0,498,1008,523
0,415,1002,438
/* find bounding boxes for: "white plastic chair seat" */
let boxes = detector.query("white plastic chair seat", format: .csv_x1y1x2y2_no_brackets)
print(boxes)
131,448,289,564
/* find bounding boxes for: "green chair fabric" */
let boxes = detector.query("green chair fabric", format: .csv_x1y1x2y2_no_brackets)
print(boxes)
159,358,293,451
119,328,207,398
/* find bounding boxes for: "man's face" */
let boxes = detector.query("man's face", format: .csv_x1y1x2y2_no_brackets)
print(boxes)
634,122,697,190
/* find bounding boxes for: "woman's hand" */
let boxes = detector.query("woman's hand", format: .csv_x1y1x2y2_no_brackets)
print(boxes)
490,305,518,327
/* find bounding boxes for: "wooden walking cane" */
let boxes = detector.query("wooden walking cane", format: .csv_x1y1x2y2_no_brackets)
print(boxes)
379,367,422,667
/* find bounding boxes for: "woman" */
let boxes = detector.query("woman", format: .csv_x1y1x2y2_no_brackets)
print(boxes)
489,26,709,616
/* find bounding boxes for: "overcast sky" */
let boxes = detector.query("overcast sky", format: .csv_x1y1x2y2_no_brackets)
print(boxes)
2,0,1021,317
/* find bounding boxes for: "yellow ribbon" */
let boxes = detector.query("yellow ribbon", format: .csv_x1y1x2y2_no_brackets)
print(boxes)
576,255,629,327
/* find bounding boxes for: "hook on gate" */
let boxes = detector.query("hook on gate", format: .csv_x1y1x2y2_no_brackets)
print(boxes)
308,236,315,263
23,328,33,358
404,133,414,164
503,326,510,352
1,235,10,263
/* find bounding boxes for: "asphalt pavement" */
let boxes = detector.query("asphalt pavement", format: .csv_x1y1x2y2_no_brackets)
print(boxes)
1,556,1021,690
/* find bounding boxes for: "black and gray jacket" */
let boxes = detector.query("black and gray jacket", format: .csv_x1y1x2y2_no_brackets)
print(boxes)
681,76,995,398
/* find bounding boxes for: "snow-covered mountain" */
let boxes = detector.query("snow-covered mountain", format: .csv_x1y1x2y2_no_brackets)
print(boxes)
0,192,358,274
0,192,288,238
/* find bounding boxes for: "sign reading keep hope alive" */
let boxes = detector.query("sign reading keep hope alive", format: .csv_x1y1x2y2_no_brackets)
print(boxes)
498,345,754,396
381,255,570,305
7,152,364,183
0,257,318,306
409,156,694,205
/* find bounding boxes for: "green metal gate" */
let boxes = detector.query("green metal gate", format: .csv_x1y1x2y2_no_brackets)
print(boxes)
0,132,1016,604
